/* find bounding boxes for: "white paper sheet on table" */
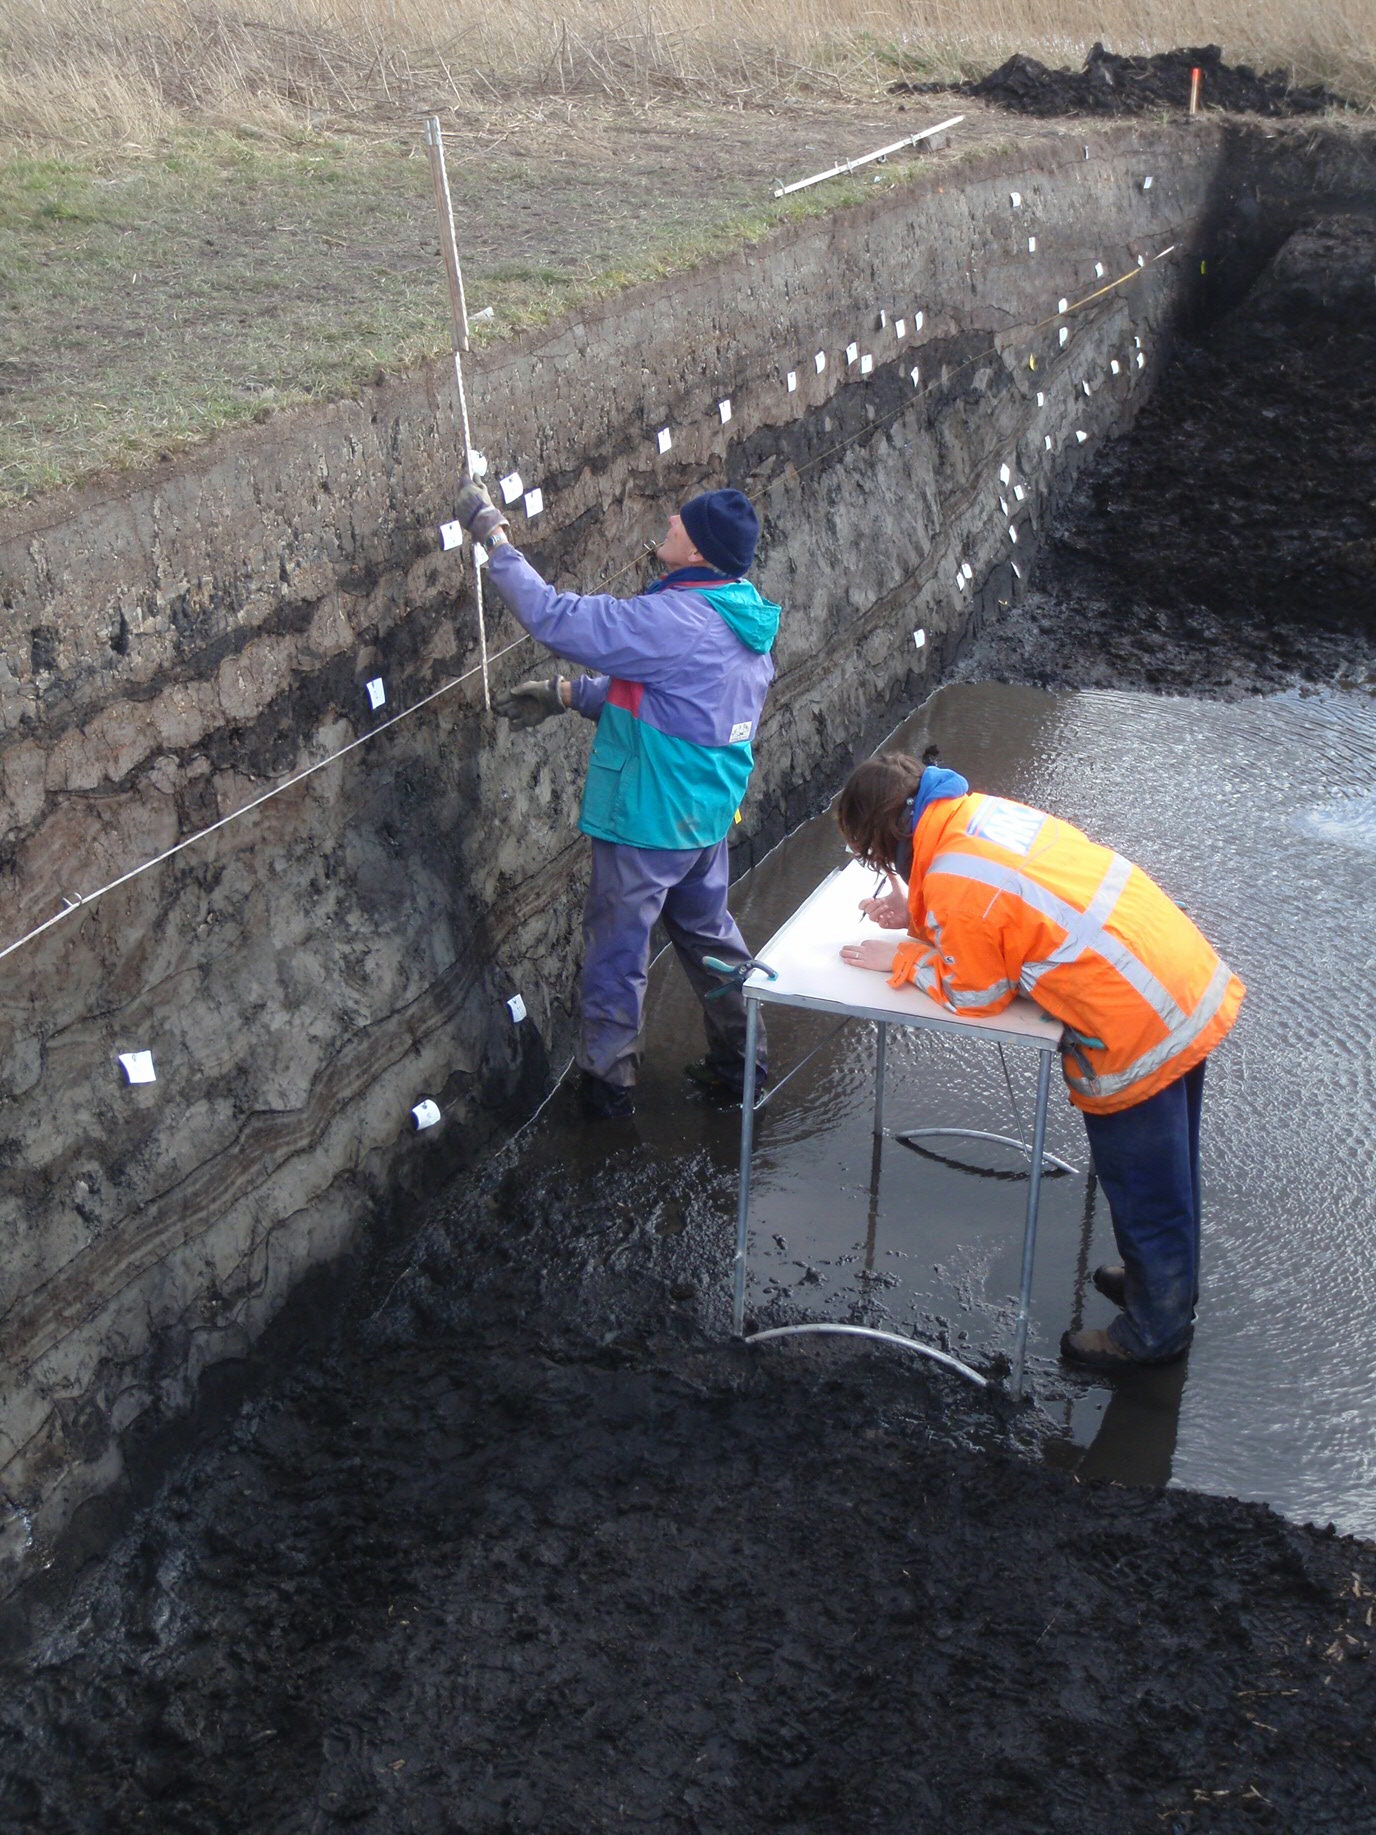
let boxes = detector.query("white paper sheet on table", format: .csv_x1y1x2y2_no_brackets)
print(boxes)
742,860,1062,1047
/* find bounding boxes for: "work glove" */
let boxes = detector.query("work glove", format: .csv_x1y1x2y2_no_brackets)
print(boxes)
453,473,509,544
495,676,567,727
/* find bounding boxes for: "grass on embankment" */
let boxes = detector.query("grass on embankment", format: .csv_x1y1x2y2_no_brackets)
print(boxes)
0,121,935,505
1,0,1370,505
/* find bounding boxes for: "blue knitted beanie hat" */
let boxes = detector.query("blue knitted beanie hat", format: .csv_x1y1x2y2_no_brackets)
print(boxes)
679,489,760,576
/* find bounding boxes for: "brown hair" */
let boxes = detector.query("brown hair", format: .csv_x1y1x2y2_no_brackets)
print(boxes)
836,753,925,871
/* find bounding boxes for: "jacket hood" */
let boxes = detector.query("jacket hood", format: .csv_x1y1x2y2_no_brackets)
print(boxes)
908,764,970,831
700,579,781,655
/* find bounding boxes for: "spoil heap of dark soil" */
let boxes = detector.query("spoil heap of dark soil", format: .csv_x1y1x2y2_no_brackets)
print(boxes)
3,1150,1376,1833
892,44,1346,116
957,215,1376,697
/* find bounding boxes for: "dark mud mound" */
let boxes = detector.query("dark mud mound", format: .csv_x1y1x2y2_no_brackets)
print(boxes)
893,43,1346,116
3,1155,1376,1833
958,215,1376,697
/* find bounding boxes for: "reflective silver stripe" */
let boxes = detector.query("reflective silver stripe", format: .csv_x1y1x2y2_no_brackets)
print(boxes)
1017,853,1131,993
928,851,1185,1030
910,938,1012,1011
947,980,1017,1010
912,956,943,1000
1083,852,1133,930
1019,958,1057,994
1063,959,1235,1097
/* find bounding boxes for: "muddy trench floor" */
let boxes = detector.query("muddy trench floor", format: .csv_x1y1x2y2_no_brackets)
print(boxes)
4,1143,1376,1835
5,212,1376,1835
954,214,1376,701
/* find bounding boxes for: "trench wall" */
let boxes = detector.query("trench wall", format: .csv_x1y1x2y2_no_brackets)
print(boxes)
1,116,1341,1588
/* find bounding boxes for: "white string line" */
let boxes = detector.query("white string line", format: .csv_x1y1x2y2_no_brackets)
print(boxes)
423,115,492,714
0,242,1178,973
0,631,532,967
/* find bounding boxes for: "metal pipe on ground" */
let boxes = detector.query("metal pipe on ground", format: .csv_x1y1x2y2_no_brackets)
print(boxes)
773,115,964,198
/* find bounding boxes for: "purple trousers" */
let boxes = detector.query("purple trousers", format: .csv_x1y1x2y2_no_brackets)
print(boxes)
578,838,767,1089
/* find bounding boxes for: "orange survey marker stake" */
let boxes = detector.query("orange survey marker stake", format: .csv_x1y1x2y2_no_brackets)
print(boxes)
1189,67,1203,115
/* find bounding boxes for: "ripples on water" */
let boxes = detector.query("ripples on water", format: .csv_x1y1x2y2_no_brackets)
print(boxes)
638,682,1376,1538
1295,792,1376,856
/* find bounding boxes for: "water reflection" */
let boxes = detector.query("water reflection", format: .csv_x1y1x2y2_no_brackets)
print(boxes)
635,681,1376,1536
1042,1170,1188,1487
1071,1360,1189,1488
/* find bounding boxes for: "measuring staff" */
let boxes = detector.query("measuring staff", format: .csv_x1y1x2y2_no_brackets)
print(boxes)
452,474,780,1119
836,752,1245,1370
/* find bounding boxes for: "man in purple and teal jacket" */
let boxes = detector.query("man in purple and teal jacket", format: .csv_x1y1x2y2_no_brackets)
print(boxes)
452,476,781,1119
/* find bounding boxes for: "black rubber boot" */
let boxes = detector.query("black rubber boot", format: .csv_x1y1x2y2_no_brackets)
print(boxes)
579,1071,635,1119
683,1058,766,1103
1092,1264,1127,1307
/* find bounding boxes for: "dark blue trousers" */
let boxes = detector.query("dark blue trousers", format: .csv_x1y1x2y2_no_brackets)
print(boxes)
578,838,766,1089
1081,1061,1206,1361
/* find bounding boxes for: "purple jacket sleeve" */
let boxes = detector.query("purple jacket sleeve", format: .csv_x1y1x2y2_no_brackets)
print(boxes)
486,543,692,683
570,675,609,720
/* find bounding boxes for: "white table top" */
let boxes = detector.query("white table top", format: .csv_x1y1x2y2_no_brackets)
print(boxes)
744,860,1063,1051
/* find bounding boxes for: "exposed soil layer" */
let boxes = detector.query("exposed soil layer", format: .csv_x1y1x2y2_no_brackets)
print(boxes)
3,1146,1376,1835
894,44,1348,117
956,214,1376,696
6,166,1376,1835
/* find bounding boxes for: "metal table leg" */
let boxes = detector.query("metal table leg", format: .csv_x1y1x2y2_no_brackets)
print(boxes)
732,997,761,1337
873,1021,888,1138
1010,1046,1054,1397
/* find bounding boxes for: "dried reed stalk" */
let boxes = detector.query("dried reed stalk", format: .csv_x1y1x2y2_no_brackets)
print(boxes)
1,0,1370,146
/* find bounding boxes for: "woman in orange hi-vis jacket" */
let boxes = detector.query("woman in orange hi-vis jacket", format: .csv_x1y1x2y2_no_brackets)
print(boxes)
836,751,1245,1371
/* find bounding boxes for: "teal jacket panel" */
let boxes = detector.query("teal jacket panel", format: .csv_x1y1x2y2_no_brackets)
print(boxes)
578,702,755,850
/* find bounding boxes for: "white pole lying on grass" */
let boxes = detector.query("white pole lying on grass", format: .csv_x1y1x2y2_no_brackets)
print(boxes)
423,114,491,713
773,114,965,199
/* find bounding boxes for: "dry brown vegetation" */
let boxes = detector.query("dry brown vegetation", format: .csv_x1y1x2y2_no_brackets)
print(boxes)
2,0,1368,502
2,0,1372,150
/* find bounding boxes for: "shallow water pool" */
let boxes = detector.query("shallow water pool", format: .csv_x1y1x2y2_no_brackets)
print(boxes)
635,681,1376,1537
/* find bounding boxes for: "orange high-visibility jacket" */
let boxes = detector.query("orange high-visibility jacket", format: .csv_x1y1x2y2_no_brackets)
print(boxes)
888,792,1245,1114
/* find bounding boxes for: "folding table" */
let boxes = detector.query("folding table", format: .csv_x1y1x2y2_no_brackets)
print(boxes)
733,860,1071,1396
